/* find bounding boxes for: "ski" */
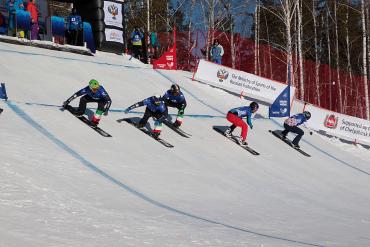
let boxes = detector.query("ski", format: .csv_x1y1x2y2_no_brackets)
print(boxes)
163,120,191,138
117,118,174,148
269,130,310,157
64,105,112,137
213,127,260,155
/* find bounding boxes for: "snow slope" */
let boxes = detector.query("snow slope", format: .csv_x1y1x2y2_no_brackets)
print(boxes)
1,42,370,247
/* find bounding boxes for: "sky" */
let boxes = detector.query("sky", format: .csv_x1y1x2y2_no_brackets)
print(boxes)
1,40,370,247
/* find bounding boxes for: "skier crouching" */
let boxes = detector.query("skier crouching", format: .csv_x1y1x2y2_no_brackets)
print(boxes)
280,111,311,148
162,84,187,128
63,79,111,125
224,101,259,146
124,95,168,138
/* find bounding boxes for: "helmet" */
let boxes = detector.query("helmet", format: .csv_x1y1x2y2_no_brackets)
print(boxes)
170,84,180,95
152,94,162,106
89,79,100,90
303,111,311,120
250,101,259,112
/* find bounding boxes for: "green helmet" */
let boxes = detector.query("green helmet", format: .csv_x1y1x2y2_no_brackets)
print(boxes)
89,79,100,90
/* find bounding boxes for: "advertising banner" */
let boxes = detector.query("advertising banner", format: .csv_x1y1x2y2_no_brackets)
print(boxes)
194,60,295,104
304,104,370,144
103,1,123,28
105,28,123,43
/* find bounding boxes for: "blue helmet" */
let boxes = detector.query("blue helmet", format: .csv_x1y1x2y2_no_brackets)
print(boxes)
152,94,162,106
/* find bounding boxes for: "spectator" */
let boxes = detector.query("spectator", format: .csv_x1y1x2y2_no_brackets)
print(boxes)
66,7,83,46
210,39,224,64
0,12,7,34
5,0,24,37
26,0,39,40
150,31,160,59
130,27,144,60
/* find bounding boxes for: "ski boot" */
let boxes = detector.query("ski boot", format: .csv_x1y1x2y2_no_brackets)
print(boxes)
224,128,232,137
236,136,248,147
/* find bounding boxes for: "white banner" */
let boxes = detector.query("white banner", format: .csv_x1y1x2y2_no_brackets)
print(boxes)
194,60,295,104
104,1,123,28
304,104,370,145
105,28,123,43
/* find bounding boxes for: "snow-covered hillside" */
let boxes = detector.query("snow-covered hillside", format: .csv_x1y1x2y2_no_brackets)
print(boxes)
1,42,370,247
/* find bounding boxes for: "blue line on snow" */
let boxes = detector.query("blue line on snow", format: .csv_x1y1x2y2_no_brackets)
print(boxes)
6,100,324,247
16,101,225,119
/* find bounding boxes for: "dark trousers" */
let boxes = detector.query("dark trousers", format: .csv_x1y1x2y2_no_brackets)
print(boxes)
281,123,304,145
138,107,164,126
76,95,106,115
132,45,142,59
67,29,82,46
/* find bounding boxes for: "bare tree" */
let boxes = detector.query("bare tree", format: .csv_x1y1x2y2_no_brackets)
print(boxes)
311,0,321,106
297,0,304,99
260,0,298,86
254,1,260,75
325,8,333,110
333,0,342,113
361,0,370,119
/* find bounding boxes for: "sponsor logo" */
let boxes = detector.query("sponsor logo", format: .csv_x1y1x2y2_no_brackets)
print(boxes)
324,114,338,129
217,68,229,82
280,107,288,114
108,4,118,19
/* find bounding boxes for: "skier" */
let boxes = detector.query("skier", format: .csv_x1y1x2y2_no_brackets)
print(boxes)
124,95,168,137
62,79,111,126
162,84,187,127
279,111,311,148
224,101,259,146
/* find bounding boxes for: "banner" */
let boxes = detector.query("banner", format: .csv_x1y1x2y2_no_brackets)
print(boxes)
153,28,177,70
105,28,123,43
194,60,295,104
103,1,123,28
304,104,370,145
269,84,290,118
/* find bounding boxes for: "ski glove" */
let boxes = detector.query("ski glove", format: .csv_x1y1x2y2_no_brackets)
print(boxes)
62,101,69,108
124,102,140,113
63,94,77,108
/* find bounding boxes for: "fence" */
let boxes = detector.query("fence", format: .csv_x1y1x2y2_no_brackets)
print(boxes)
154,29,369,119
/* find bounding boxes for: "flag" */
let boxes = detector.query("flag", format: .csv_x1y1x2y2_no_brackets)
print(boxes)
269,84,290,118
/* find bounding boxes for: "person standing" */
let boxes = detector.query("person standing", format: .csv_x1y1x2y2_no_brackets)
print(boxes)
66,8,83,46
63,79,112,126
5,0,24,37
26,0,39,40
210,39,224,64
130,27,144,60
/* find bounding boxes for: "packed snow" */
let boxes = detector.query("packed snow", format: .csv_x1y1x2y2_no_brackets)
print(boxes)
1,41,370,247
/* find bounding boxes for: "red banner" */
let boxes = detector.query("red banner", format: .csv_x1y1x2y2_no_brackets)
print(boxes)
153,28,177,70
